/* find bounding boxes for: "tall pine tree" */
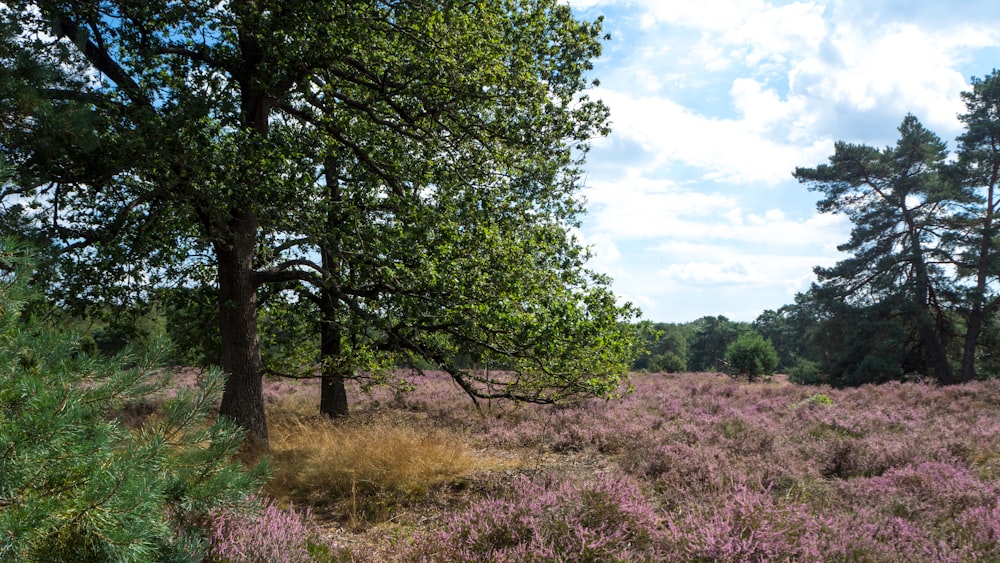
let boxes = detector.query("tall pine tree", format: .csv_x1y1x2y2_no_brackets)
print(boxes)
795,115,959,384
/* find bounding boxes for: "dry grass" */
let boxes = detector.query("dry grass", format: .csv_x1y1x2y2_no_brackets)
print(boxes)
263,408,515,526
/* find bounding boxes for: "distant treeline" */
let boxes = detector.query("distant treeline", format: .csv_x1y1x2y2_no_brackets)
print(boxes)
635,304,1000,388
60,290,1000,389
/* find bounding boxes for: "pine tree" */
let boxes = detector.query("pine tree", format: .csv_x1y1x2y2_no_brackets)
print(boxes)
0,240,264,562
795,115,958,384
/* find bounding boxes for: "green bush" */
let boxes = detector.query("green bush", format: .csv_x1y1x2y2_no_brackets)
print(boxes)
649,351,687,373
0,241,264,562
789,358,826,385
724,332,779,382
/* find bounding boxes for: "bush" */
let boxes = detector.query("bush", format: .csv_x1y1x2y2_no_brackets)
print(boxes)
789,358,826,385
0,241,264,562
207,496,342,563
724,332,778,382
648,351,686,373
406,473,663,562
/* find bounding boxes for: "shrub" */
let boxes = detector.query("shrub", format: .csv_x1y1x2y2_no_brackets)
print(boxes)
406,473,663,562
648,351,686,373
790,394,834,410
207,496,342,563
789,358,826,385
724,332,778,382
0,242,263,561
661,483,828,561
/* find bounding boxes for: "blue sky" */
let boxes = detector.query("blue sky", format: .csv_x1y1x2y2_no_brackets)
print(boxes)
565,0,1000,323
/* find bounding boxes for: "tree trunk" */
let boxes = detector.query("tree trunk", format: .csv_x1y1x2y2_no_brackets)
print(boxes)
216,25,274,449
903,208,954,385
319,162,348,418
216,210,269,450
961,306,983,383
916,280,953,385
319,297,349,418
918,319,954,385
961,162,1000,383
915,280,954,385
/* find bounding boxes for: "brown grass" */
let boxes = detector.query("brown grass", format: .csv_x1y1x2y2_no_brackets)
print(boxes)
263,408,514,526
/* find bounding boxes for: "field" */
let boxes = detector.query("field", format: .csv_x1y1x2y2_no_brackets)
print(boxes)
200,370,1000,562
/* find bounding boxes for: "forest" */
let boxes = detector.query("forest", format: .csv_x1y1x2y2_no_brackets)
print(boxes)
3,0,1000,561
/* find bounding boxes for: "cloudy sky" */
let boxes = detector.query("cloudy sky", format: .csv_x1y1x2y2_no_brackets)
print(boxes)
565,0,1000,323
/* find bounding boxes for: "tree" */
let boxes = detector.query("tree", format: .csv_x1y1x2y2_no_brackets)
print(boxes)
753,307,799,372
794,115,959,384
0,240,262,561
950,70,1000,382
724,332,778,382
632,322,690,373
688,316,746,372
1,1,638,446
808,290,931,386
270,146,640,418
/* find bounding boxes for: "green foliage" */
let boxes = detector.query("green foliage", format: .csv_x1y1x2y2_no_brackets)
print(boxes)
794,115,963,385
650,351,687,373
632,321,691,373
689,316,748,372
159,286,223,367
950,70,1000,382
1,0,639,436
724,332,778,382
0,242,264,562
788,357,826,386
807,393,833,406
753,306,816,372
971,314,1000,380
789,393,834,410
811,295,922,387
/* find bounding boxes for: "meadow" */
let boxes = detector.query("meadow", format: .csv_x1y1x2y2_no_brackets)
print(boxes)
192,370,1000,562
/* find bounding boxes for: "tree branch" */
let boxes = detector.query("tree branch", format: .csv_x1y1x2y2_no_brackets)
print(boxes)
50,15,152,109
253,267,323,287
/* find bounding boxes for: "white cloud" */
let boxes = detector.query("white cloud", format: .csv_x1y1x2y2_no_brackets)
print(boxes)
566,0,1000,321
641,212,848,260
582,175,737,239
662,1,828,73
579,230,623,280
788,22,996,136
593,88,836,185
654,255,827,301
587,0,1000,183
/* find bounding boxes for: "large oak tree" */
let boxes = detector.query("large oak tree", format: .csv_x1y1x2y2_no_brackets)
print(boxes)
1,1,638,448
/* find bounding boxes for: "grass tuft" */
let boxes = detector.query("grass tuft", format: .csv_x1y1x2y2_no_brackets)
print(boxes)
264,410,504,525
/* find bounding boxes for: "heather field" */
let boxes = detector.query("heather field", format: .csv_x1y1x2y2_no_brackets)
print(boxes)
184,371,1000,562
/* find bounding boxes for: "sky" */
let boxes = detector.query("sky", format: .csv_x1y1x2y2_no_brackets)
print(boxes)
564,0,1000,323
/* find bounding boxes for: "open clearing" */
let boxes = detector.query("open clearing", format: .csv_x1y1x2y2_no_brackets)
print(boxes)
199,370,1000,561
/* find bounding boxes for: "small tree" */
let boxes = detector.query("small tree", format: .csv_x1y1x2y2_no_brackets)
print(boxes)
0,240,264,561
724,332,779,382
